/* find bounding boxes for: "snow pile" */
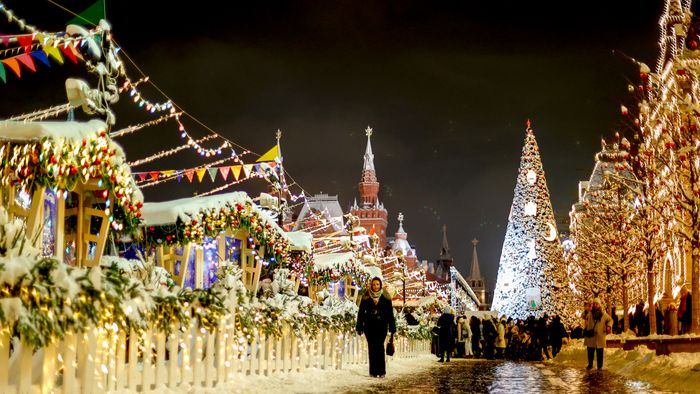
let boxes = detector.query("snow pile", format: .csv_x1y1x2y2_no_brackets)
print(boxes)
553,339,700,392
115,354,437,394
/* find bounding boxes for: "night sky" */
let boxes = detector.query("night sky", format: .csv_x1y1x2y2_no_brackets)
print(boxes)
0,1,675,294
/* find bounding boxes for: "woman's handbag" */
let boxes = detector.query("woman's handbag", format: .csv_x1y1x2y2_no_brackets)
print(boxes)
584,321,598,338
386,338,395,356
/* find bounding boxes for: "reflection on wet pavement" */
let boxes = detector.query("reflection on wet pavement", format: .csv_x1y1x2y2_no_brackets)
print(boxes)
344,359,678,393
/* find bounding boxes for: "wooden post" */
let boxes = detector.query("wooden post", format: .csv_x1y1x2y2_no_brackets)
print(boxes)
41,341,57,393
192,325,203,388
115,331,126,391
167,332,178,388
217,321,226,386
205,328,215,388
142,330,153,392
155,331,166,388
0,331,9,389
127,332,138,391
18,342,32,394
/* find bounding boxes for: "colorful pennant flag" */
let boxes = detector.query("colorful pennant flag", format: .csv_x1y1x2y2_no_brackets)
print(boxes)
256,145,279,162
196,168,206,182
232,165,242,180
16,54,36,73
243,164,253,178
219,166,230,181
138,173,148,182
68,0,106,26
0,64,5,83
185,169,195,183
16,35,33,53
207,168,218,182
44,46,64,64
60,46,78,64
30,51,50,67
149,171,160,181
1,58,20,78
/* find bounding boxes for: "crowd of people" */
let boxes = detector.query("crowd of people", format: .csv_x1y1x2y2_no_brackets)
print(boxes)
430,306,570,362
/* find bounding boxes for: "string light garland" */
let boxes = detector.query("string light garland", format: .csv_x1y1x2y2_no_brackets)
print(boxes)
128,134,218,167
121,77,174,114
7,103,71,121
109,112,180,138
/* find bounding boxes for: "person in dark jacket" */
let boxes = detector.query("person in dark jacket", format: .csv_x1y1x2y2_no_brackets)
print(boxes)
679,286,692,335
436,306,455,362
549,315,569,357
470,316,482,358
356,277,396,377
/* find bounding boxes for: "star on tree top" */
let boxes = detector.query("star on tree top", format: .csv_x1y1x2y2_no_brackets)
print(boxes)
365,126,373,137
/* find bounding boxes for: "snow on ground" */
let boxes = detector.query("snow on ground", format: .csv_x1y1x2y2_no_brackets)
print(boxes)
553,339,700,393
115,354,436,394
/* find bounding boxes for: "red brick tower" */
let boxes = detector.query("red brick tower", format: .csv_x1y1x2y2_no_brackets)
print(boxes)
351,126,388,248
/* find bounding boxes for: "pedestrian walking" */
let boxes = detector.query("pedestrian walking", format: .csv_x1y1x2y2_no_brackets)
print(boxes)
549,315,568,357
459,317,473,357
356,277,396,377
436,306,455,362
584,298,613,370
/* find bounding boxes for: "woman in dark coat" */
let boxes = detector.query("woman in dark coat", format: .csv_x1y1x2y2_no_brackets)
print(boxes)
356,277,396,377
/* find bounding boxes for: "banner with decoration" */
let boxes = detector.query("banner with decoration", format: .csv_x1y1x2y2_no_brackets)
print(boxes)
133,162,278,184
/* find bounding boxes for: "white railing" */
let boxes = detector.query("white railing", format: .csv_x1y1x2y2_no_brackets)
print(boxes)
0,316,429,393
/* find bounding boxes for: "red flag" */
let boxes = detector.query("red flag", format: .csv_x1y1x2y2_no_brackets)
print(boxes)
219,166,230,181
149,171,160,181
137,173,148,182
185,169,195,183
16,54,36,72
16,35,33,53
61,45,78,64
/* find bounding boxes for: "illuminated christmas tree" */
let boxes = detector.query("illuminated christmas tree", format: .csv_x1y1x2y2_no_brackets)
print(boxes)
492,121,568,320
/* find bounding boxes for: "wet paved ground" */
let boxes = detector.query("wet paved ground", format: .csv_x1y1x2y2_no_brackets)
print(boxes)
345,359,677,393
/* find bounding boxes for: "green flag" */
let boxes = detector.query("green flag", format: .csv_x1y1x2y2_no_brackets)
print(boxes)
67,0,105,26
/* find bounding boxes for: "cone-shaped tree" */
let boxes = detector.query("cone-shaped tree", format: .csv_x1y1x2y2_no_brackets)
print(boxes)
492,121,569,320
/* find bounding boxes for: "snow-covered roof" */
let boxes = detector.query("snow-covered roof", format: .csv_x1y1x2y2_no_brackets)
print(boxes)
293,193,345,232
0,119,108,142
141,192,252,226
286,231,313,253
313,252,355,271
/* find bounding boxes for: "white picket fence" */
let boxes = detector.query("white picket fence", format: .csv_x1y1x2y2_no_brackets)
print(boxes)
0,316,429,393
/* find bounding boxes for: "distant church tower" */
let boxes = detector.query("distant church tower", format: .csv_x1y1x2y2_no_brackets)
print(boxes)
435,225,453,282
351,127,388,248
468,238,490,310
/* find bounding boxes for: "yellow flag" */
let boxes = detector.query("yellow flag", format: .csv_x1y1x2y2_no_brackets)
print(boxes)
231,165,242,180
196,168,207,182
256,145,279,162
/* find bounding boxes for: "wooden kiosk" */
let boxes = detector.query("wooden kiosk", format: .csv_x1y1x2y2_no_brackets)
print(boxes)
140,192,306,292
0,119,142,266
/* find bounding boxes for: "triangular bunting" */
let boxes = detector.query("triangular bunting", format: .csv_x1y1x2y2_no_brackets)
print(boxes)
16,54,36,73
0,36,9,47
30,51,50,67
219,166,230,181
17,35,33,53
0,63,5,84
196,168,207,182
44,46,64,64
68,0,106,26
207,168,218,182
256,145,279,162
137,173,148,182
60,45,78,64
162,170,175,177
176,174,183,183
185,170,195,183
254,163,262,175
70,45,84,61
268,162,277,169
231,165,242,181
1,58,21,78
243,164,253,178
149,171,160,181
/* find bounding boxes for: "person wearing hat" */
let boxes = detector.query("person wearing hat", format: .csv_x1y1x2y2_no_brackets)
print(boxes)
583,298,613,370
356,277,396,377
436,306,456,362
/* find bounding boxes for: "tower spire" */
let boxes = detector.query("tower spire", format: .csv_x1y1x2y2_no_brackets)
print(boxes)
363,126,375,172
440,224,451,259
469,238,482,280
